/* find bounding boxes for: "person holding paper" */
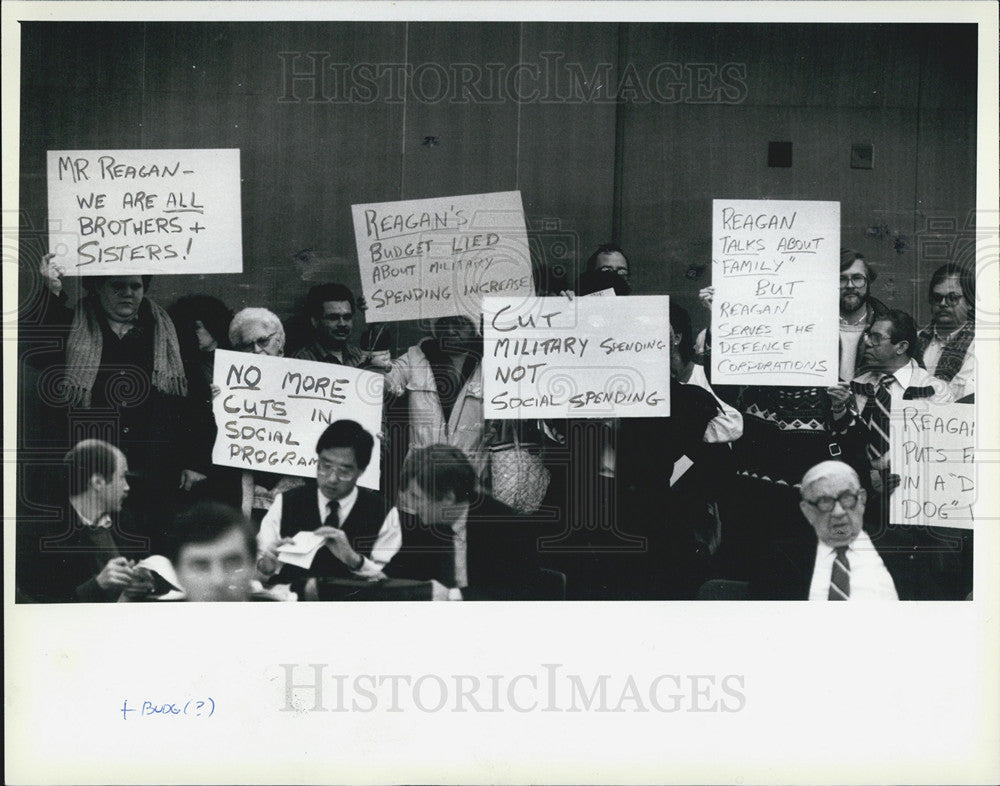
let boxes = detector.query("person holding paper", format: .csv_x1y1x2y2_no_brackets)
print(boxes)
916,263,976,402
256,420,387,586
366,445,544,600
17,439,154,603
228,307,305,519
749,461,897,600
31,256,193,551
381,315,493,483
834,309,954,495
293,283,378,368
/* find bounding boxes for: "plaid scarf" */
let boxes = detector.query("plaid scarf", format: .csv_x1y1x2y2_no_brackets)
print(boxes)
917,320,974,383
62,295,188,406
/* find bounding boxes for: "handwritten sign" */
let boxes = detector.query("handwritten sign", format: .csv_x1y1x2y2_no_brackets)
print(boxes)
710,199,839,386
210,350,384,487
889,401,975,530
46,149,243,275
482,295,671,419
351,191,534,323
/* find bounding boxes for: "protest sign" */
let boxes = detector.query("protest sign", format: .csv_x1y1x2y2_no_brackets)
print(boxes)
889,401,975,530
710,199,839,386
482,295,671,419
210,350,384,488
46,149,242,275
351,191,534,323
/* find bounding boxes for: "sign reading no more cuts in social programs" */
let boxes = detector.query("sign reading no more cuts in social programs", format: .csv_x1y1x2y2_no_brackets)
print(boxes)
47,149,243,275
211,350,384,488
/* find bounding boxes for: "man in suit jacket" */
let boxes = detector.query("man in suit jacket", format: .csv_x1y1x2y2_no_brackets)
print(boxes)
365,444,543,600
749,460,898,601
257,420,386,584
17,439,153,603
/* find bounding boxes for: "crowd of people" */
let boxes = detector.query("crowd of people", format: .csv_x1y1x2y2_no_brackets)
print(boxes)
16,244,976,602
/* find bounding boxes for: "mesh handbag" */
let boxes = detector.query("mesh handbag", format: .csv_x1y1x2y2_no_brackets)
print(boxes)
488,421,551,514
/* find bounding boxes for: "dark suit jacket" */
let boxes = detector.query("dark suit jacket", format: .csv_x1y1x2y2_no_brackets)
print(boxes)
385,495,543,600
748,525,972,601
17,499,148,603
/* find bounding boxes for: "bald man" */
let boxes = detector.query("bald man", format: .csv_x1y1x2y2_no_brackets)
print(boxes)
749,460,898,601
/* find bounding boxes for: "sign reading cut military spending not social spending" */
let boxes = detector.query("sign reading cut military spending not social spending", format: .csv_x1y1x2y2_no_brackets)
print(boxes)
351,190,534,323
46,149,243,275
482,295,672,419
710,199,839,386
210,350,384,490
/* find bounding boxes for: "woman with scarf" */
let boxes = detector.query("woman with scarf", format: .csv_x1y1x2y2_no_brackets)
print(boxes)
35,254,192,550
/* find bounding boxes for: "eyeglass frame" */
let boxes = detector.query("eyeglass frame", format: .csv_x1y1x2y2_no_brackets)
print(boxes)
802,490,862,513
839,273,869,288
597,265,631,280
234,331,279,352
316,461,361,480
928,291,965,306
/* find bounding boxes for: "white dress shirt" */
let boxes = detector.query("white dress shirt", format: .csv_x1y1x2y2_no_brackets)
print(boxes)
257,485,359,564
808,530,898,601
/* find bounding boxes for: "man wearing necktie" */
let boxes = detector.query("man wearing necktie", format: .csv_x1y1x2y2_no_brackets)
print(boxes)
749,461,897,600
256,420,386,584
830,309,953,497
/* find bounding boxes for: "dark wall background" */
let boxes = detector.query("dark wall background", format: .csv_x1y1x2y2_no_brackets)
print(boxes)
18,21,977,343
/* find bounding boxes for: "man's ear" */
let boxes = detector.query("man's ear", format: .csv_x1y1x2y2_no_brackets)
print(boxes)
896,339,910,357
310,316,319,330
89,472,106,492
799,500,811,520
857,488,867,508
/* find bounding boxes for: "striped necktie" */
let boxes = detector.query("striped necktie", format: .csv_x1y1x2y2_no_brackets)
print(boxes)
860,374,894,461
828,545,851,600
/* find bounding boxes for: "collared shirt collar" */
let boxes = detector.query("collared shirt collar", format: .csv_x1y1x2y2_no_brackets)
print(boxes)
933,321,968,343
317,484,359,522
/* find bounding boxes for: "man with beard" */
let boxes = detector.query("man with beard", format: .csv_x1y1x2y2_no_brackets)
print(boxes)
838,248,890,380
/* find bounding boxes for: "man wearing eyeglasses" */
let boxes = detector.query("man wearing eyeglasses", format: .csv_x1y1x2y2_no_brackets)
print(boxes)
838,248,890,381
750,460,897,600
831,309,953,495
255,420,386,585
916,263,976,401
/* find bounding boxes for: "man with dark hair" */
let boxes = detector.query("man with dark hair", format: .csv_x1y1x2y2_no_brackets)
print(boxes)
917,263,976,401
838,248,890,380
18,439,153,603
363,444,543,600
834,309,953,494
293,282,368,367
166,502,258,602
256,420,386,582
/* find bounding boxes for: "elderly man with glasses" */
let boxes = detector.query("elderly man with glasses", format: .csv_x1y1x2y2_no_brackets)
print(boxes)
750,460,898,600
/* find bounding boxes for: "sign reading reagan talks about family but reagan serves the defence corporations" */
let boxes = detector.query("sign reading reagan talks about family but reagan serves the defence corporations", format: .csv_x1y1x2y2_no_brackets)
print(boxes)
351,190,534,323
482,295,672,419
210,350,384,489
889,401,976,530
46,149,243,275
710,199,839,386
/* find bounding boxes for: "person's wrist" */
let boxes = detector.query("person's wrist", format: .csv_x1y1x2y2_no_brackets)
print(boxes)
350,552,365,571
